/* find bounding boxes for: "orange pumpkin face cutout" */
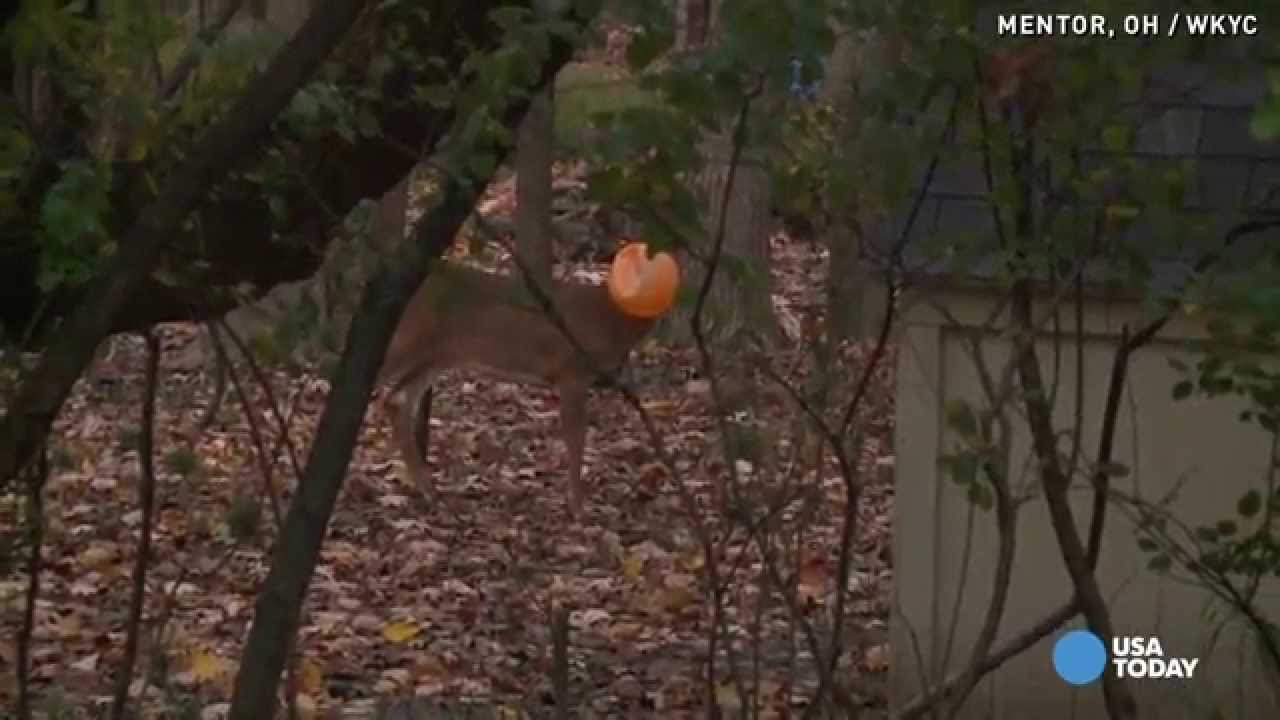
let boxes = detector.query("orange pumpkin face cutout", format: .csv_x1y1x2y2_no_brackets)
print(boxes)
607,242,680,319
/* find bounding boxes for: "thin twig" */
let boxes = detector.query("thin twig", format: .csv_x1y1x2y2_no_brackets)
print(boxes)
551,602,571,719
214,318,305,483
687,74,765,717
15,447,48,720
197,323,231,431
208,322,285,529
110,330,163,720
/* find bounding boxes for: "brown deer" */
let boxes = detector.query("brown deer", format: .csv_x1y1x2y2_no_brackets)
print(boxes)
373,181,680,513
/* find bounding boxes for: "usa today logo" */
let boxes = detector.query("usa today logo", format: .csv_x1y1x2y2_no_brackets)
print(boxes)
1053,630,1200,684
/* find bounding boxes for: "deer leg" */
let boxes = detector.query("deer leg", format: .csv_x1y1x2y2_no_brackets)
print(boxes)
391,373,435,494
558,380,589,513
416,386,434,461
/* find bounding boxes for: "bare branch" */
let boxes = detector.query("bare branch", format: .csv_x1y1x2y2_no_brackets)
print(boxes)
109,330,162,720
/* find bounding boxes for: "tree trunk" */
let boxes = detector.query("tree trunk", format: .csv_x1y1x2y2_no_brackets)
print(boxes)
263,0,311,34
674,134,777,346
667,0,777,348
822,29,903,345
821,29,867,343
226,177,474,720
673,0,713,50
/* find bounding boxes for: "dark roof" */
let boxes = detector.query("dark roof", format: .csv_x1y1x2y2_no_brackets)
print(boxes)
867,53,1280,296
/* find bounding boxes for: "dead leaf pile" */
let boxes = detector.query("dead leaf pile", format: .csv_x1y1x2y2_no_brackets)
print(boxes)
0,166,896,718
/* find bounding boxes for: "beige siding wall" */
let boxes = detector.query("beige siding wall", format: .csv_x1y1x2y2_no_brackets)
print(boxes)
890,287,1280,719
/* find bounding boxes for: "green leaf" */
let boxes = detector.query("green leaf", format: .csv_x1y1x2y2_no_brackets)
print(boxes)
487,6,531,31
467,150,498,179
1239,489,1262,518
414,83,455,109
1101,124,1130,151
967,481,993,511
626,28,673,72
268,195,287,221
1250,101,1280,141
944,400,979,438
1172,380,1193,400
940,452,978,487
1105,204,1140,223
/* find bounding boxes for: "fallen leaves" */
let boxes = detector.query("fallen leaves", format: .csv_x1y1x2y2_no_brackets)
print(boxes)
0,178,897,717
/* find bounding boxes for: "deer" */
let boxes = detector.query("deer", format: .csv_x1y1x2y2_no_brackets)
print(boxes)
372,180,680,513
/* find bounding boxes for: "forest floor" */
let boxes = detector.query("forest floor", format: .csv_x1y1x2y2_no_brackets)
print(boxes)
0,167,897,719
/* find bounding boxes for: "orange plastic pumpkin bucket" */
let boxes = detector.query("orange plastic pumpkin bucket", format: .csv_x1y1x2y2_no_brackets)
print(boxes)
607,242,680,318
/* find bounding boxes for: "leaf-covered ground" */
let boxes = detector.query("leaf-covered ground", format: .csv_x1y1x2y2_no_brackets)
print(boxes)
0,177,896,719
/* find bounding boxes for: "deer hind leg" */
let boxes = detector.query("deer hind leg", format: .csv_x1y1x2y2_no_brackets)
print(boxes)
558,380,589,514
416,386,434,461
390,372,436,495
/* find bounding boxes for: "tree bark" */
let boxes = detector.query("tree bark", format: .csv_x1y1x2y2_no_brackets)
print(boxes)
678,134,777,345
820,28,868,343
674,0,712,51
668,0,777,347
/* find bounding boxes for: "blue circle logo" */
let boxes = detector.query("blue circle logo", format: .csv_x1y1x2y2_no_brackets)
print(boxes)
1053,630,1107,685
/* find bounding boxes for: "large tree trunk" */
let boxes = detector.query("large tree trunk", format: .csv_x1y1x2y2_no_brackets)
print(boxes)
260,0,311,32
673,0,713,50
822,28,902,344
667,0,777,348
821,28,867,343
677,135,777,345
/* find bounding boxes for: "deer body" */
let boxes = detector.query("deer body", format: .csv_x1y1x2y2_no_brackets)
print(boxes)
380,266,656,391
377,263,664,511
372,175,677,513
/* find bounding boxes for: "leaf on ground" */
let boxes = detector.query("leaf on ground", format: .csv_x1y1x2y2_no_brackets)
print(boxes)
186,648,234,685
382,620,421,644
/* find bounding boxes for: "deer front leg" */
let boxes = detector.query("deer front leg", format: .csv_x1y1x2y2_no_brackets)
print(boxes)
390,373,436,495
558,380,589,514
